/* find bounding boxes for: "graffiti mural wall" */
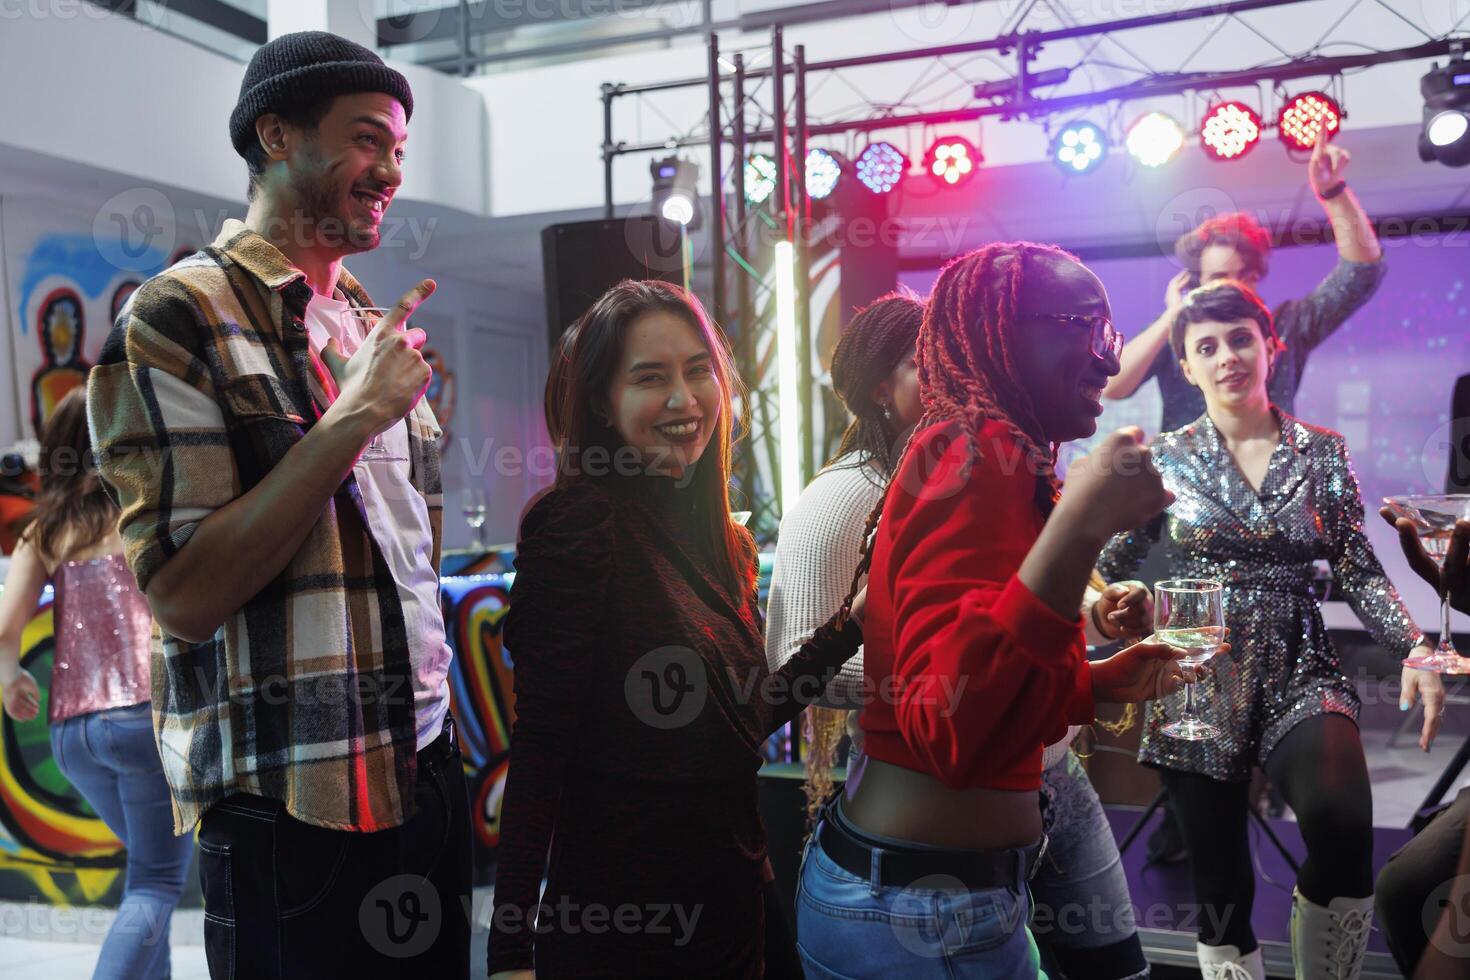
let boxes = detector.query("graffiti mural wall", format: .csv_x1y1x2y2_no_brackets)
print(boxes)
0,567,522,904
1,196,202,442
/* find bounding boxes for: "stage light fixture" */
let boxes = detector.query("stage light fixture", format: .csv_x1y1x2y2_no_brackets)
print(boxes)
805,148,843,200
856,141,907,193
925,136,979,187
1125,112,1185,168
1200,101,1261,160
1051,122,1106,175
744,153,777,205
1418,57,1470,167
651,156,699,227
1277,92,1341,152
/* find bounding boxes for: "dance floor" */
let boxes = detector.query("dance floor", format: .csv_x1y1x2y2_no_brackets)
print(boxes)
1107,805,1409,978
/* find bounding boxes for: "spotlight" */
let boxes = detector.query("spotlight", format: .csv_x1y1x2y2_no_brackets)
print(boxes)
924,136,979,187
1051,122,1107,175
805,148,843,200
855,141,906,194
651,156,700,227
1125,112,1185,168
1418,57,1470,167
1277,92,1341,152
1200,101,1261,160
744,153,777,206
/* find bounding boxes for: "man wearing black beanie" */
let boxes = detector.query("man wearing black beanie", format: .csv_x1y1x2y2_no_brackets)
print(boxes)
88,30,471,979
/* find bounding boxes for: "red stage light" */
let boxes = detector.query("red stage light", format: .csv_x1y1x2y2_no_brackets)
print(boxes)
1278,92,1341,151
1200,101,1261,160
924,136,979,187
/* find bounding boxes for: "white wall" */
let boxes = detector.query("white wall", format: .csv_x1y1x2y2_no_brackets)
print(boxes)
0,8,489,217
0,152,547,547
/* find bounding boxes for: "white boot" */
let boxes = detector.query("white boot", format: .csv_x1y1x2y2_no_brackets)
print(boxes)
1290,888,1373,980
1197,941,1266,980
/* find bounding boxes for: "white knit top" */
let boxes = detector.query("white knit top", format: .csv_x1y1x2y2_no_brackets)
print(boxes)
765,452,885,710
767,451,1107,771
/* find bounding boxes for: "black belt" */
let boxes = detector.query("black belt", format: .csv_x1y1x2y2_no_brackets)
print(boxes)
816,799,1043,890
420,714,459,764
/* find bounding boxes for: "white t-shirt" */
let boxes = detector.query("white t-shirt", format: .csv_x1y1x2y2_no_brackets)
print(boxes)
304,291,451,751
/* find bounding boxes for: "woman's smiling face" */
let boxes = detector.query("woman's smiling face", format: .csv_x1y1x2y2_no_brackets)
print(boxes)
605,311,722,478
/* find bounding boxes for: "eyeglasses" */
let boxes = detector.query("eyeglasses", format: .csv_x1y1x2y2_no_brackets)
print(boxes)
1031,313,1123,361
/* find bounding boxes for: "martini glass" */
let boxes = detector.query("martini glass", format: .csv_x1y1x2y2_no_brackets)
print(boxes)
1383,494,1470,673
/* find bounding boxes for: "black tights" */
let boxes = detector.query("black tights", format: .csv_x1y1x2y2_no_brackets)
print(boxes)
1161,713,1374,952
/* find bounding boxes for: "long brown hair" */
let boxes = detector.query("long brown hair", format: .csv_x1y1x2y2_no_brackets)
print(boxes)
548,280,754,596
21,388,117,569
837,242,1077,626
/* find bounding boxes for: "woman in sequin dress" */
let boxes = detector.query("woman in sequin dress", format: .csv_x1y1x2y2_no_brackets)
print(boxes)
0,390,193,980
1098,281,1440,980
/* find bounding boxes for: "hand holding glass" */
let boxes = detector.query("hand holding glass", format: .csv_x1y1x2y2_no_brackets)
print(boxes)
463,488,488,551
1383,494,1470,674
1155,579,1225,740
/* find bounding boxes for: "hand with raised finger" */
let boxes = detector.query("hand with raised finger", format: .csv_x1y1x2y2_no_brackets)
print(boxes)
321,279,436,442
1309,124,1349,198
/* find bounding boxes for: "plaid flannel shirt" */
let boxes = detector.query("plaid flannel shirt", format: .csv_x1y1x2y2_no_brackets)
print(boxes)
87,219,443,835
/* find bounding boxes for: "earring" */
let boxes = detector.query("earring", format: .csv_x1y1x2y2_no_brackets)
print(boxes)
883,404,894,422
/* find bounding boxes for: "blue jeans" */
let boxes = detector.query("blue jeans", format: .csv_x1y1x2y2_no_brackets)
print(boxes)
1033,755,1148,979
51,702,194,980
795,804,1045,979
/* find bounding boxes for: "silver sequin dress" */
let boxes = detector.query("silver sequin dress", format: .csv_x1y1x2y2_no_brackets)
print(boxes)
1097,410,1424,782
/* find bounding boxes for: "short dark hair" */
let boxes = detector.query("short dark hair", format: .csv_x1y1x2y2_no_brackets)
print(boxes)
1174,211,1272,281
1169,279,1279,362
243,97,335,201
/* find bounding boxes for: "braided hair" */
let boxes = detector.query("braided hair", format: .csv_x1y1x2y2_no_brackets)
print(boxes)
836,242,1078,626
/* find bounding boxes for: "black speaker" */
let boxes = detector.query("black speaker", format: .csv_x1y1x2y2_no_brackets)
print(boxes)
540,215,683,350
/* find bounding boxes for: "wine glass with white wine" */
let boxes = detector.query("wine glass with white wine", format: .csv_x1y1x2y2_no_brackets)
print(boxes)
463,487,488,552
1155,579,1225,741
1383,494,1470,673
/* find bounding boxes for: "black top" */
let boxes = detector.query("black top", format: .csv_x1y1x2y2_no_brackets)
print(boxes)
486,472,861,977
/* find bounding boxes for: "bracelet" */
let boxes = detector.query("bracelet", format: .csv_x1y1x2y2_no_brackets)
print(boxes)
1318,180,1348,201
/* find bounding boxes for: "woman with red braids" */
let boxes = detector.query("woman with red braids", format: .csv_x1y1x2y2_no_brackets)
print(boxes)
794,243,1215,978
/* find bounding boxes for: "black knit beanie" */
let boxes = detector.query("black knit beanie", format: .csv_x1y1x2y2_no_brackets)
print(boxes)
230,31,414,158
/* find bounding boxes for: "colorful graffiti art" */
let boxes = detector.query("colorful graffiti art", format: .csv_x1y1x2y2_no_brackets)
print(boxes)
0,594,128,906
30,289,90,435
423,348,457,450
440,573,516,860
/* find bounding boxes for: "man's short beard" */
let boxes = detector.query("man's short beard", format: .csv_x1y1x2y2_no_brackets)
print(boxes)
293,167,380,254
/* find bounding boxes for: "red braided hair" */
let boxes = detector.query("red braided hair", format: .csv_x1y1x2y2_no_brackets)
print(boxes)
836,242,1078,624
